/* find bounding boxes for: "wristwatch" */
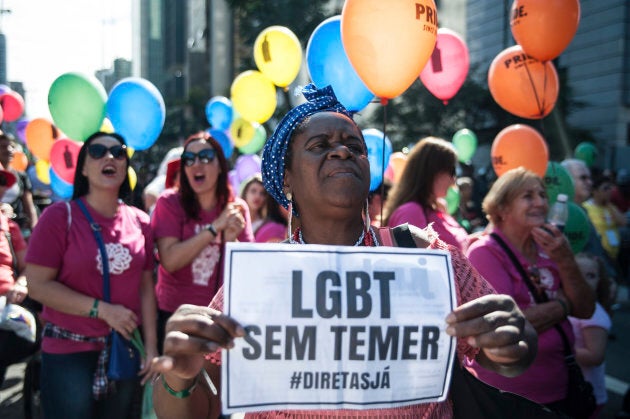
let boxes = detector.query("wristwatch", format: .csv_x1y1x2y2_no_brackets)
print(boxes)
206,223,218,237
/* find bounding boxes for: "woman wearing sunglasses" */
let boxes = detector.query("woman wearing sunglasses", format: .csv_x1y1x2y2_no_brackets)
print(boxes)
25,132,158,418
151,131,253,352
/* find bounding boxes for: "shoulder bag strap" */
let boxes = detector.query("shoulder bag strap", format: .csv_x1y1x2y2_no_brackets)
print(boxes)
489,232,573,357
75,199,111,303
4,230,18,279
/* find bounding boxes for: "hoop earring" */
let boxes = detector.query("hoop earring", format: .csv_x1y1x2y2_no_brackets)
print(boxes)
286,192,293,240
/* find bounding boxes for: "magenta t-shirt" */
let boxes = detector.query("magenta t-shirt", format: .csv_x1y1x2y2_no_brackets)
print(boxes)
387,201,470,251
254,220,286,243
0,215,26,295
26,199,155,354
465,227,572,404
151,190,254,312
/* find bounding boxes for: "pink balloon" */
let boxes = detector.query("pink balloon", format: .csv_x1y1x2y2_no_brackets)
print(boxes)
49,138,82,183
0,91,25,122
419,28,470,105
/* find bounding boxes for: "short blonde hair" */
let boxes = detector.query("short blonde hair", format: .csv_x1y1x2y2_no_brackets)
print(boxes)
482,167,545,225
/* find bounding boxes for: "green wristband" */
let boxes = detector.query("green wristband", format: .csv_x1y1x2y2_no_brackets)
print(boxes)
161,374,198,399
89,299,99,318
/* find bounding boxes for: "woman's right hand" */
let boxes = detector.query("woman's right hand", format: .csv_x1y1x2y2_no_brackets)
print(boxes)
99,302,139,340
151,304,245,380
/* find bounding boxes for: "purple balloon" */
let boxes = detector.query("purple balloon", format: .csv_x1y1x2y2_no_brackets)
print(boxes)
235,154,262,183
228,169,241,194
15,118,29,144
0,84,10,95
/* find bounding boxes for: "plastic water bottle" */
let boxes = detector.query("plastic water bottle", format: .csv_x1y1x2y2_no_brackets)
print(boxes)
548,193,569,232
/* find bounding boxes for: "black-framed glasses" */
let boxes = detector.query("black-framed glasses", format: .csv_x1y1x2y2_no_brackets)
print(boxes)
181,149,216,167
87,144,127,160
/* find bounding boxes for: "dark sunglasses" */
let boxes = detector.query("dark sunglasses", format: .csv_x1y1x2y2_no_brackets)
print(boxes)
181,149,216,167
87,143,127,160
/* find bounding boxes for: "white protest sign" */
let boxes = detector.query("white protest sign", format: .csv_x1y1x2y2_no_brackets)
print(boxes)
221,242,457,414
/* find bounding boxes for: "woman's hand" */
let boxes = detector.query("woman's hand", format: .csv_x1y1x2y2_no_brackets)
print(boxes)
140,345,160,385
531,223,573,262
98,302,139,340
6,283,28,304
151,304,245,380
222,204,246,242
445,294,537,377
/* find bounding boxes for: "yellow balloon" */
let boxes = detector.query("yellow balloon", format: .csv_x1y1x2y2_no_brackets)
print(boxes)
253,26,302,88
100,117,115,133
128,166,137,191
230,118,258,148
231,70,277,123
127,146,135,158
35,160,51,185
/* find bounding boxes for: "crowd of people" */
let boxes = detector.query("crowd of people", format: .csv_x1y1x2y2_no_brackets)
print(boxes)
0,83,628,418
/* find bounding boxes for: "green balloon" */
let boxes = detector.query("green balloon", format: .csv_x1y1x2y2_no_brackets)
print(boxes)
452,129,478,163
544,161,575,204
565,202,590,253
574,142,598,168
48,72,107,142
238,123,266,154
445,186,460,215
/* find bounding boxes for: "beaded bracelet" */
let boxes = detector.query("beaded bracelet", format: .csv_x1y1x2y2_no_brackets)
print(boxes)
89,299,99,318
161,374,198,399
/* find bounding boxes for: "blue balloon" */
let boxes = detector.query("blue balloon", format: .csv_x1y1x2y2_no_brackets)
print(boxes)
306,16,374,112
207,128,234,159
106,77,165,151
49,167,73,199
205,97,233,131
363,128,393,192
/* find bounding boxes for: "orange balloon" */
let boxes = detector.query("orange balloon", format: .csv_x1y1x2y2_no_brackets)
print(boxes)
511,0,580,62
10,151,28,171
488,45,559,119
491,124,549,177
341,0,438,100
25,118,59,161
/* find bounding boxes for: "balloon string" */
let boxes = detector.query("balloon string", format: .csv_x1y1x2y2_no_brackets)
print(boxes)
379,101,389,224
523,59,544,119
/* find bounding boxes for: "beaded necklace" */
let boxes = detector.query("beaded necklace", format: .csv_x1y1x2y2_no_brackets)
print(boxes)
290,227,379,247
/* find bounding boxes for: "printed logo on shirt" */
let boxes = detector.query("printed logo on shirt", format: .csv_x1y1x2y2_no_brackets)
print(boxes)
96,243,133,275
191,244,220,285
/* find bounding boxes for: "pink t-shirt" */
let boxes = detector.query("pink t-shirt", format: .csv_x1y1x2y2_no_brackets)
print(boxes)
465,227,572,404
151,190,254,312
26,199,154,354
0,215,26,295
387,202,470,252
254,220,287,243
569,302,611,405
208,232,496,418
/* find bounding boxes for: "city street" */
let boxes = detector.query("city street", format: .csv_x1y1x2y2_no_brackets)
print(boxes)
2,288,629,418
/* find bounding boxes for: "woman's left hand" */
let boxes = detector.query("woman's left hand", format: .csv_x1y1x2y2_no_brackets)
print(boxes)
531,223,573,261
139,346,160,385
446,294,536,374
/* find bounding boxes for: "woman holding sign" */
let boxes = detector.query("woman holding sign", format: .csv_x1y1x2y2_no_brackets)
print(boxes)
151,85,538,418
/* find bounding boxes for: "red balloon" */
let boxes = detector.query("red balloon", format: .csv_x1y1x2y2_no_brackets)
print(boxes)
419,28,469,104
511,0,580,62
488,45,559,119
0,91,25,122
491,124,549,177
49,138,82,183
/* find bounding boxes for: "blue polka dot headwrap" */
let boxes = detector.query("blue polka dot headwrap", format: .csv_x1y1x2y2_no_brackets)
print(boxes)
262,83,353,210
